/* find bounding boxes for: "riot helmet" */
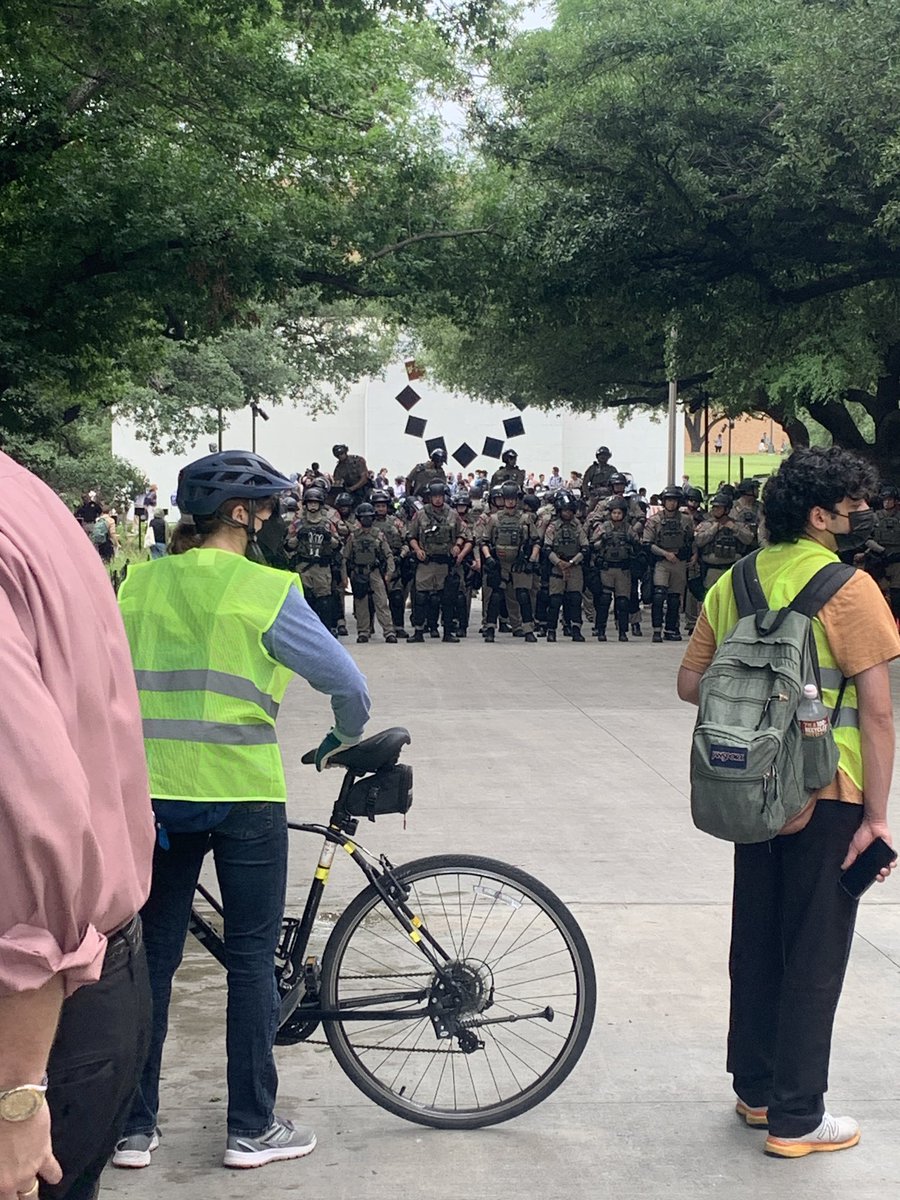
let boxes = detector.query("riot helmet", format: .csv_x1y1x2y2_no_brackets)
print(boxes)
502,449,518,464
332,443,348,458
522,494,540,513
334,492,353,513
430,447,447,464
302,486,325,507
355,503,376,527
736,478,759,496
427,480,446,504
659,485,684,511
610,472,628,491
595,446,611,460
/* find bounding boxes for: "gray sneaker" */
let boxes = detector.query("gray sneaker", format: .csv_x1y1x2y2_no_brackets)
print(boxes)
223,1117,316,1169
112,1130,160,1168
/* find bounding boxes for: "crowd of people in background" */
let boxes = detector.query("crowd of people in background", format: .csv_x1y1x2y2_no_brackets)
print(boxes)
71,440,900,647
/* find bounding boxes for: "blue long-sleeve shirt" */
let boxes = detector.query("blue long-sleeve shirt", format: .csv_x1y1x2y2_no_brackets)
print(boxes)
262,585,370,738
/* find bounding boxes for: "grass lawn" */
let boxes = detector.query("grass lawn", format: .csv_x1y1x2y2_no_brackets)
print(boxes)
683,451,784,495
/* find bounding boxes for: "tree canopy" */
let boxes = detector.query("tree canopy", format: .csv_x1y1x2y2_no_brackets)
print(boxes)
415,0,900,477
0,0,506,454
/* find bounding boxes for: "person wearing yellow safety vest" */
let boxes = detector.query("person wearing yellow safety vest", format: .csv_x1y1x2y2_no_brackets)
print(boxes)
114,451,371,1172
678,446,900,1160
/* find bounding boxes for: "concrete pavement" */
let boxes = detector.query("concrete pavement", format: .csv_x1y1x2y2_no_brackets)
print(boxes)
105,610,900,1199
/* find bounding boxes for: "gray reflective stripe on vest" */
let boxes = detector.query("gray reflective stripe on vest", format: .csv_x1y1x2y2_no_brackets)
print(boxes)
142,719,278,745
134,669,279,718
830,707,859,730
818,666,846,692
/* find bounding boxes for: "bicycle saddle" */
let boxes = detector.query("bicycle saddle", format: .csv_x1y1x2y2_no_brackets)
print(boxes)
302,726,411,773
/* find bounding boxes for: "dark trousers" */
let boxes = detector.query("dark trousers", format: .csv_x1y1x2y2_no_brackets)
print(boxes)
124,802,287,1138
727,800,862,1137
42,919,150,1200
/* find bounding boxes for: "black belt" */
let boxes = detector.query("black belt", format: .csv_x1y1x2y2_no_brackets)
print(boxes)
103,914,142,974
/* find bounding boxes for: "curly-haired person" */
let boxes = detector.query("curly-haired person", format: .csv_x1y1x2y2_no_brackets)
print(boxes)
678,446,900,1158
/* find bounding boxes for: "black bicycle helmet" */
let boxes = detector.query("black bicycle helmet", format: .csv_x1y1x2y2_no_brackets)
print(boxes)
176,451,293,517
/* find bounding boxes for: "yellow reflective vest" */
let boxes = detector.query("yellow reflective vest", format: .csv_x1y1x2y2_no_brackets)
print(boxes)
703,538,862,790
119,549,299,802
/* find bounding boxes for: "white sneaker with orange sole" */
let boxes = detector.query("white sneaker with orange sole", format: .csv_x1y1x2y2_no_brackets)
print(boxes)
765,1113,860,1158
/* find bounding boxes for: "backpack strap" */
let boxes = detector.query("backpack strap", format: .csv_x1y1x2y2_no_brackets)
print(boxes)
732,550,768,618
788,562,855,709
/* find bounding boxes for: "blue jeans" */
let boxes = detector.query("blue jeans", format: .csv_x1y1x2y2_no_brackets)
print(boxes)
124,803,288,1138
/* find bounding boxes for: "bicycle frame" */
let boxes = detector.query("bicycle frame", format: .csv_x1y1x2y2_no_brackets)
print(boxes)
188,765,453,1027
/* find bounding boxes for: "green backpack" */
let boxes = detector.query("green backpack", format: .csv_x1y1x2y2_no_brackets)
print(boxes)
690,550,852,844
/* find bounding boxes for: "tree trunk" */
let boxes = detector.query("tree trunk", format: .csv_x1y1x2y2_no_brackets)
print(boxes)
683,410,704,453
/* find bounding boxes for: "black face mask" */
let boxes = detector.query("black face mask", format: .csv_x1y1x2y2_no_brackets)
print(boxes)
829,507,876,552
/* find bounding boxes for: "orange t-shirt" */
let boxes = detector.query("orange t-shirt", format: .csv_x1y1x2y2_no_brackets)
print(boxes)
682,567,900,804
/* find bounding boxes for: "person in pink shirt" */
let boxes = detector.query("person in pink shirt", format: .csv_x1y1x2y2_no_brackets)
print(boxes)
0,451,155,1200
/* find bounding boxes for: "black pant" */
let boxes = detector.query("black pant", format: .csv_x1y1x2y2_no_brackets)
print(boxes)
41,919,151,1200
727,800,861,1137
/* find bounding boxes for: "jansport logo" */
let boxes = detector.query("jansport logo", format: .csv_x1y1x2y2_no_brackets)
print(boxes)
709,744,748,770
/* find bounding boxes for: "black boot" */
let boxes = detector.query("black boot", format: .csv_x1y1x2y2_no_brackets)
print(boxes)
484,627,495,643
571,625,586,643
524,631,537,643
442,632,460,643
546,629,557,643
596,626,608,642
664,593,682,641
616,597,630,643
652,630,663,643
631,622,643,637
408,629,425,643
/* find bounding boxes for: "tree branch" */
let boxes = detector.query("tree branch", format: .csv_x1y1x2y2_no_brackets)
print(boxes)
368,227,497,262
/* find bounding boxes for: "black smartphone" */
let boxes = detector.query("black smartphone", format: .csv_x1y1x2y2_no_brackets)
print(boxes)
839,837,897,899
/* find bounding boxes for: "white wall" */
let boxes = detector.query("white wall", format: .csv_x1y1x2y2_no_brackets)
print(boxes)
113,362,682,507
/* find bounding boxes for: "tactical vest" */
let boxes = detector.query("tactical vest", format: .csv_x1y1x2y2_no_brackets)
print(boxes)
349,530,380,570
553,520,581,561
375,515,404,553
588,464,616,494
656,514,690,552
597,525,633,564
118,549,296,803
876,510,900,552
705,538,863,790
295,516,333,563
702,523,740,564
421,511,454,556
494,513,526,556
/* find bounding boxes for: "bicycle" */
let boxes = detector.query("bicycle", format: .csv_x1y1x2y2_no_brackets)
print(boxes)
189,727,596,1129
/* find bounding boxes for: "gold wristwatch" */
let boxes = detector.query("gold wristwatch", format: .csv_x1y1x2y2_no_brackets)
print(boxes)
0,1083,48,1122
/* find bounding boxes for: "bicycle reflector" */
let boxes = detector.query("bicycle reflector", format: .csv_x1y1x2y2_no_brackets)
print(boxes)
343,764,413,823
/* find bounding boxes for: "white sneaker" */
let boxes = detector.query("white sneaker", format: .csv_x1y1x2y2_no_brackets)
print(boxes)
112,1130,160,1168
223,1116,316,1169
765,1113,860,1158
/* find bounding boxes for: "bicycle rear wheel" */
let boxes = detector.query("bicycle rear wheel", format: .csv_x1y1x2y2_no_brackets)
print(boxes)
320,854,595,1128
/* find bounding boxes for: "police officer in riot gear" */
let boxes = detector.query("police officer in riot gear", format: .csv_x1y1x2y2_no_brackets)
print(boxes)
371,489,410,637
331,444,370,506
341,503,395,643
406,447,448,500
642,485,695,642
582,446,619,510
543,490,589,642
490,449,527,489
694,492,756,590
869,485,900,619
730,479,762,549
452,492,479,636
406,481,470,642
285,486,341,633
480,482,539,643
590,497,641,642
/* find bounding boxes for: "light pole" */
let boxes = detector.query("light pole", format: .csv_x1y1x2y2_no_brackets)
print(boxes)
251,403,269,453
727,420,735,484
